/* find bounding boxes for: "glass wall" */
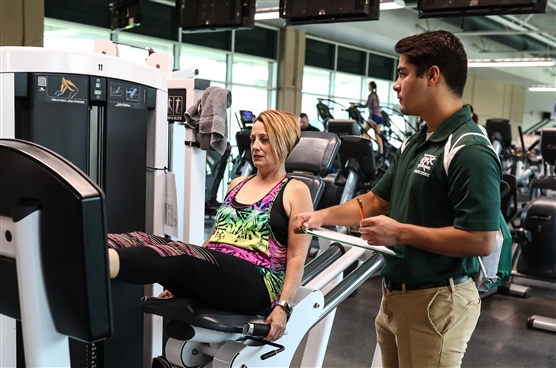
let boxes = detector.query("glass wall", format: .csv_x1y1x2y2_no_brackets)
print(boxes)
302,36,407,148
44,19,110,52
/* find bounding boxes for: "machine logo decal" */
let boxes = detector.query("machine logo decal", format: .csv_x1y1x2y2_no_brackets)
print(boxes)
55,77,80,99
110,85,123,97
414,153,436,177
126,87,139,102
37,75,87,105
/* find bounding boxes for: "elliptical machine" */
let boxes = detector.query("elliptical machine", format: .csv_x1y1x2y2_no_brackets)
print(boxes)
502,127,556,333
232,110,256,178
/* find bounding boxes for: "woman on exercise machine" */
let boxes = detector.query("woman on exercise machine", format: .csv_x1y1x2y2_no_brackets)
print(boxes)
107,109,313,342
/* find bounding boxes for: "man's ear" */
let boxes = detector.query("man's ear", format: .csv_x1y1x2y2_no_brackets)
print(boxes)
428,66,440,85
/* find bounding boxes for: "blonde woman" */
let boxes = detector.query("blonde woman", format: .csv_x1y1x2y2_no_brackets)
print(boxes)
107,110,313,342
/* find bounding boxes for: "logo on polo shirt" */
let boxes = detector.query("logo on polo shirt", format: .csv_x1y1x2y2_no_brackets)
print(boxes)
414,153,436,177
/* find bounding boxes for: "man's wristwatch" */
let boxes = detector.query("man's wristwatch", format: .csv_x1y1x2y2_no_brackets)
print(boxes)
275,300,293,316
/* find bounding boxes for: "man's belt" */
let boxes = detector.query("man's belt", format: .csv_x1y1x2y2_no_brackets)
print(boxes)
383,275,470,292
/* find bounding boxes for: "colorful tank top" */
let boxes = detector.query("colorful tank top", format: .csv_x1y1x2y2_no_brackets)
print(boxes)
205,175,290,303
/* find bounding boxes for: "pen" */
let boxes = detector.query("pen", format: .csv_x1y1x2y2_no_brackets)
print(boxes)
356,197,365,219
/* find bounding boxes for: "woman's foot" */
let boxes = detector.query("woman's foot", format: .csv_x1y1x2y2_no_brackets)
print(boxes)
108,248,120,279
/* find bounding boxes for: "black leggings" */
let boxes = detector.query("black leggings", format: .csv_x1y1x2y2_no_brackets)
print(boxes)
113,242,271,315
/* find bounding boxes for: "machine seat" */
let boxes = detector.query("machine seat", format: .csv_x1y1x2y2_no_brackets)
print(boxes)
288,173,325,208
335,135,377,188
142,297,264,334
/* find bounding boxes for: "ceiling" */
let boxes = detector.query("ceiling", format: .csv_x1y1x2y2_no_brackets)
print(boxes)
254,0,556,88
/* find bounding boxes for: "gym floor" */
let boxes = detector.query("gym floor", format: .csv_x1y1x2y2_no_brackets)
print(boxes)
204,218,556,368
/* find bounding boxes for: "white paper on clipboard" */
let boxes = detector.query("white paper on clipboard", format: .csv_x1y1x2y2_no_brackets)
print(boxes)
304,227,403,258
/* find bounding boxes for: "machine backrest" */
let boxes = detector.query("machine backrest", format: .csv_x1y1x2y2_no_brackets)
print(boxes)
0,139,112,343
485,118,512,149
338,135,377,183
235,129,252,157
540,127,556,166
327,119,361,138
285,132,341,207
517,196,556,280
501,173,518,222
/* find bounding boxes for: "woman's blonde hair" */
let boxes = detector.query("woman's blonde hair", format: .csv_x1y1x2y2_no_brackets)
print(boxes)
254,109,301,162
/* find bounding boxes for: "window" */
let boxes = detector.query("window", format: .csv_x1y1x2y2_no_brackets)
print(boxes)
181,31,232,51
368,53,396,81
231,55,271,87
43,18,109,53
337,46,365,75
305,38,335,70
234,27,277,59
302,67,331,95
180,46,228,83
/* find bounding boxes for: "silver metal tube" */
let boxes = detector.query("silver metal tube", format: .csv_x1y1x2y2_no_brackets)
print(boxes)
301,243,345,286
318,253,384,324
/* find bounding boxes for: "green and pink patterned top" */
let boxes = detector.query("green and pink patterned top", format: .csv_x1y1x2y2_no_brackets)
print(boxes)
205,175,290,304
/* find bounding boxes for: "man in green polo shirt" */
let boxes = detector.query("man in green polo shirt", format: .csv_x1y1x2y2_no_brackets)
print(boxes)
294,30,502,367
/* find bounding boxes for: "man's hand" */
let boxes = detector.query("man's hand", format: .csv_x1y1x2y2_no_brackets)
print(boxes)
359,215,402,246
292,211,324,233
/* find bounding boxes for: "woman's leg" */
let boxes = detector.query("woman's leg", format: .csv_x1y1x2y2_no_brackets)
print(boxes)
112,244,271,315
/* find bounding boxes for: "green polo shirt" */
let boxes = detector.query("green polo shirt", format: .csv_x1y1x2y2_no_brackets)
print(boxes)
372,106,502,284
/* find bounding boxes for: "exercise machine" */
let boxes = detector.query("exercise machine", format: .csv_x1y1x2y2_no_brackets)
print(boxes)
232,110,256,178
0,42,169,367
138,131,390,368
1,39,236,365
0,139,112,367
501,128,556,332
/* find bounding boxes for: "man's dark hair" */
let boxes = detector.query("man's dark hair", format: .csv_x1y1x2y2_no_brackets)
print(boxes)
395,30,467,98
299,113,308,119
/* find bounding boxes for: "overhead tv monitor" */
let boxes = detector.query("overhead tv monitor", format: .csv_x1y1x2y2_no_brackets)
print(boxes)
109,0,142,31
279,0,380,25
417,0,548,18
177,0,255,33
327,119,362,138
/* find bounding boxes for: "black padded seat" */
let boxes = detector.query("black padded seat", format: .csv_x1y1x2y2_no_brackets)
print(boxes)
335,135,377,188
286,131,340,208
141,297,264,334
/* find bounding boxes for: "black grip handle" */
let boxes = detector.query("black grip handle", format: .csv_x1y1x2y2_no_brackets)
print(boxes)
243,322,270,337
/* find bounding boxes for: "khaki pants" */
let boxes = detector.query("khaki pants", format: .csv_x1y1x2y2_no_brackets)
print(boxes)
375,277,481,368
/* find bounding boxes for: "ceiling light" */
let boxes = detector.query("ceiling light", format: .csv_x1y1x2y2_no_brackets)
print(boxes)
468,58,555,68
380,0,406,10
528,85,556,92
254,11,280,21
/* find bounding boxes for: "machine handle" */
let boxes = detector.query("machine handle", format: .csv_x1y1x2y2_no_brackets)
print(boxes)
242,322,270,337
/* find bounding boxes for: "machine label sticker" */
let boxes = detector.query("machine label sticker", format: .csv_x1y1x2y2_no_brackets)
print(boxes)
414,153,436,177
107,80,144,109
126,87,139,102
168,89,187,121
110,84,123,97
37,75,87,104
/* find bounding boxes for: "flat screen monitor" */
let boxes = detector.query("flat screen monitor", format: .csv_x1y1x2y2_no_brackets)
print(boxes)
109,0,142,31
279,0,380,25
177,0,255,32
327,119,361,137
418,0,547,18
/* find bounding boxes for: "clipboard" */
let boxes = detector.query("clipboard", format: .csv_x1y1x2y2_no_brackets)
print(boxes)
304,227,403,258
